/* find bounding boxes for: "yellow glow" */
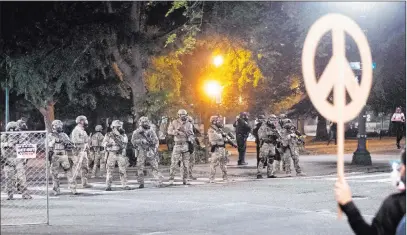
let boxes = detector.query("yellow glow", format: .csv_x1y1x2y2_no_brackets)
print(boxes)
213,55,224,67
204,80,222,97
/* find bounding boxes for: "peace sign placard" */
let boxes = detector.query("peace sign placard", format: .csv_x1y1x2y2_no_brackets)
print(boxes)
302,14,373,123
302,13,373,219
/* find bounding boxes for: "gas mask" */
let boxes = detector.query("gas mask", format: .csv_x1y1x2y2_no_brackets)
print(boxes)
118,127,125,135
180,115,188,122
141,123,150,130
56,126,63,133
215,121,224,128
20,123,28,131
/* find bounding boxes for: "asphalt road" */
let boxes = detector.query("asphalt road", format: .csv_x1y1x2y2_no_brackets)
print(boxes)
1,170,397,235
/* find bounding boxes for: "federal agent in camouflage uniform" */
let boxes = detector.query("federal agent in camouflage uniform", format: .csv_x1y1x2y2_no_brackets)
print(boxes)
48,120,76,195
89,125,105,178
275,114,290,171
284,124,307,177
167,109,194,185
257,116,280,179
208,116,235,183
71,115,91,188
281,122,306,177
1,122,32,200
103,120,130,191
131,116,163,188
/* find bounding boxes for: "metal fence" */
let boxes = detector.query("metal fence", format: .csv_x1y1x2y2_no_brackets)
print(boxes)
1,131,49,226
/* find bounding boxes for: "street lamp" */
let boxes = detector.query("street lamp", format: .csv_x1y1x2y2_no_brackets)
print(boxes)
212,55,224,67
204,80,222,104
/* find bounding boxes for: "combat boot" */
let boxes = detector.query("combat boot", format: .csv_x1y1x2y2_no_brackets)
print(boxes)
256,175,263,179
267,175,277,178
52,187,61,196
183,180,191,185
138,184,144,189
82,179,92,188
7,192,13,200
22,193,33,200
71,188,78,195
189,175,197,180
296,172,307,177
123,186,131,190
105,186,112,191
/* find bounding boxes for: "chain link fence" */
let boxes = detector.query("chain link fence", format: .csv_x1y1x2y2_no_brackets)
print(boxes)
1,131,49,225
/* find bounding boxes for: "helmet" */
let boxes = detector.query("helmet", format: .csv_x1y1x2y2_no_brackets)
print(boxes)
111,120,123,128
52,120,63,132
95,125,103,132
258,115,266,121
283,118,292,124
138,116,149,125
6,122,18,132
269,114,277,119
75,115,88,125
239,112,248,119
177,109,188,116
279,114,287,119
210,116,219,124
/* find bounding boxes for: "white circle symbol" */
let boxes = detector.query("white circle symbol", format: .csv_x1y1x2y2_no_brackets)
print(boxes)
302,14,373,123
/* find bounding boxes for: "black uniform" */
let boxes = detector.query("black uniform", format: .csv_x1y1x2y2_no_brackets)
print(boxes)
253,122,263,167
233,118,251,165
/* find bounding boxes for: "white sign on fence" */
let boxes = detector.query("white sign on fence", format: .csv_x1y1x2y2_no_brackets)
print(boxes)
16,144,37,159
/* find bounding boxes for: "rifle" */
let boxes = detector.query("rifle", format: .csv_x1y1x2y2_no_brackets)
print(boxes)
220,128,237,148
110,132,126,153
138,130,158,157
177,125,194,154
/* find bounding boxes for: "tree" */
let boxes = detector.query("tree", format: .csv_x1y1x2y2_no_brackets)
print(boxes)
1,2,112,130
102,1,204,128
144,36,263,131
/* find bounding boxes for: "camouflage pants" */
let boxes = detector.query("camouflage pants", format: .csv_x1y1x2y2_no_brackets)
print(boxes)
72,148,89,185
89,149,104,177
137,149,163,185
188,150,195,178
51,153,74,191
106,152,128,187
4,160,29,197
283,146,302,174
169,144,190,182
209,147,227,181
257,143,276,177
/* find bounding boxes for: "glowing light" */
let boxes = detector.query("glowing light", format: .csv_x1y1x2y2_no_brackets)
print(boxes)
204,80,222,98
213,55,224,67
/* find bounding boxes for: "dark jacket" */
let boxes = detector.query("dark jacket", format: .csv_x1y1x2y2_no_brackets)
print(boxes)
233,118,251,137
340,191,406,235
253,122,262,144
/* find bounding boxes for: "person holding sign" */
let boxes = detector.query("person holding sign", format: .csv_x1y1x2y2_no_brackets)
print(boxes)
0,121,32,200
391,107,405,149
335,148,406,235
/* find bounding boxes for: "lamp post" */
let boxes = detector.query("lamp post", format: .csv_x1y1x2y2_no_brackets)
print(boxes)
351,72,372,165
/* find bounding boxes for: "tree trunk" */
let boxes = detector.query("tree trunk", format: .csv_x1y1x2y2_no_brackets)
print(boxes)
39,102,55,132
315,114,328,141
298,115,305,135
